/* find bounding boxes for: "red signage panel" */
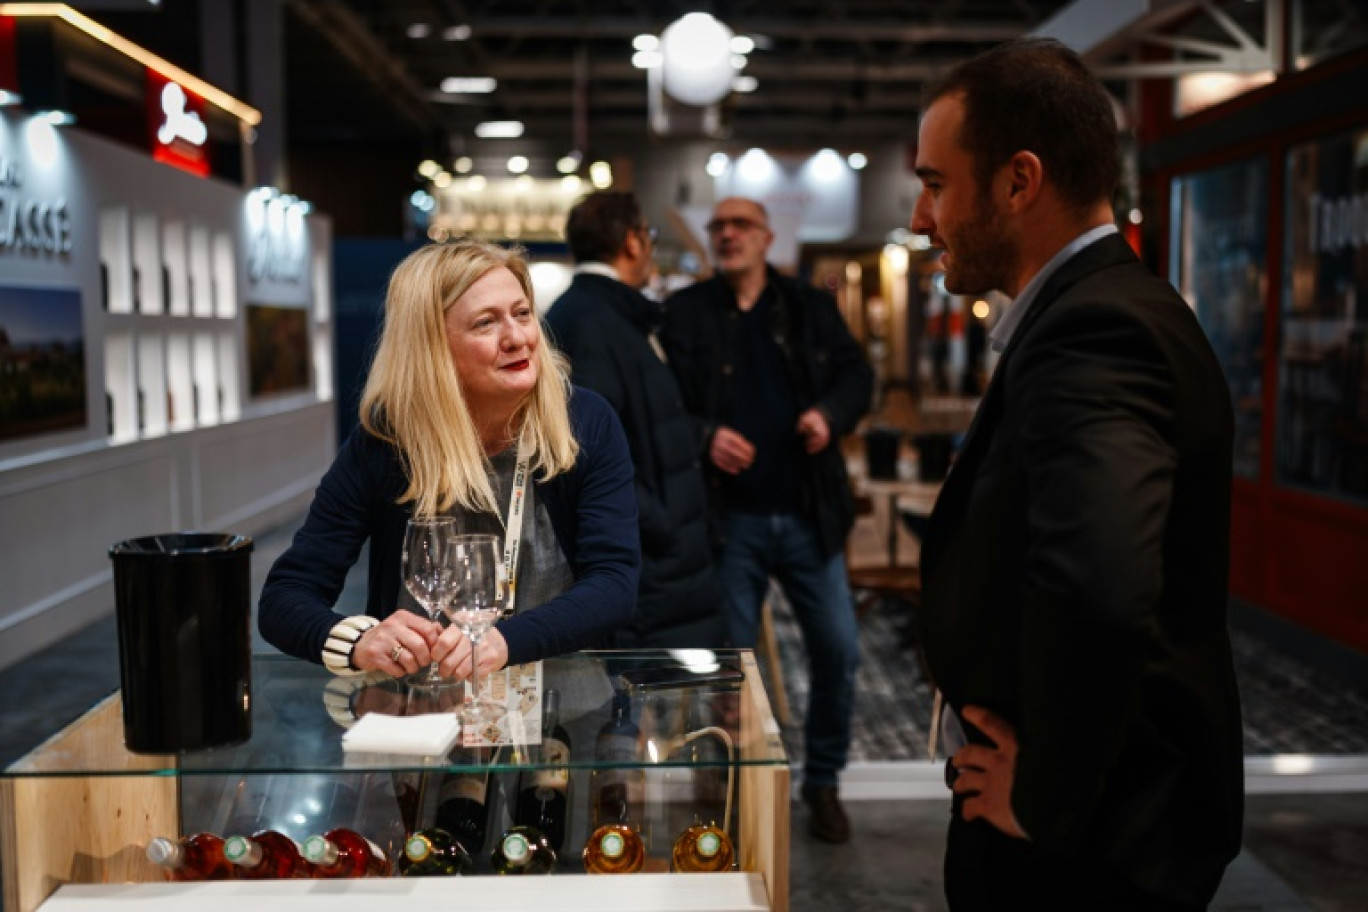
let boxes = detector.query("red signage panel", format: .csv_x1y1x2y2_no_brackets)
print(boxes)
0,17,18,98
145,69,211,178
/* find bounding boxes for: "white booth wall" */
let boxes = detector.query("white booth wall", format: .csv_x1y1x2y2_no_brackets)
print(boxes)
0,111,335,671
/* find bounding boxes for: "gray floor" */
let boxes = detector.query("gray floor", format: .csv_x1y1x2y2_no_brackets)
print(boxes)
3,516,1368,910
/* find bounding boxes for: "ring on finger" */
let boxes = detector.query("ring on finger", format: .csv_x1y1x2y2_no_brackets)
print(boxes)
389,643,405,663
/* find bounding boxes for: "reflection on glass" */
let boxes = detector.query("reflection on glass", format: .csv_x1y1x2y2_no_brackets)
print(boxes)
1171,156,1269,479
1294,0,1368,70
1279,129,1368,503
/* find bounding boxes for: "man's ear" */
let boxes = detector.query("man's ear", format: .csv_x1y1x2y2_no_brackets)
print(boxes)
1004,151,1043,211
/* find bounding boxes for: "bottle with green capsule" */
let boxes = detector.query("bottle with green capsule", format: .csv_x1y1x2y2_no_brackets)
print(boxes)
399,828,472,877
491,825,556,874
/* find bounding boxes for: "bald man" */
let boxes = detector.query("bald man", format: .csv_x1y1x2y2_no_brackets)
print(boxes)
662,196,873,843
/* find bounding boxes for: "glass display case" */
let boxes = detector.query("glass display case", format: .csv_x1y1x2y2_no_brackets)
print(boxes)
0,650,789,912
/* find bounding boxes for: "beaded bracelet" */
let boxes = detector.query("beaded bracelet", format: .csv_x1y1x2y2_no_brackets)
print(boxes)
321,615,379,676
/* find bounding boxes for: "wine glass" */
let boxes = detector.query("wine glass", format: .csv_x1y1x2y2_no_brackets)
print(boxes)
446,534,506,728
402,517,458,686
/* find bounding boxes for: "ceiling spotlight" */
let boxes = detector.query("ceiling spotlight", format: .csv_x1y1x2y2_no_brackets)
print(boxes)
705,152,730,177
453,156,474,173
475,120,524,138
432,172,452,188
589,160,613,189
556,154,581,174
809,148,845,182
467,174,487,192
732,75,758,93
730,35,755,55
660,12,735,106
406,23,431,40
737,148,775,183
847,152,868,170
418,159,441,178
633,34,659,52
632,49,663,69
731,54,748,70
561,174,582,192
507,155,529,174
514,174,534,191
443,24,472,41
440,77,496,94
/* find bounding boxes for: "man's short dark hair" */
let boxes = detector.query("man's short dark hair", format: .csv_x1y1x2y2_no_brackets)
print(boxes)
923,37,1119,213
564,191,643,265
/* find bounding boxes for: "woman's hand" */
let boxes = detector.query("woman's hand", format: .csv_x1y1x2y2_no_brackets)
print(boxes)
430,622,467,679
352,611,437,676
435,627,510,681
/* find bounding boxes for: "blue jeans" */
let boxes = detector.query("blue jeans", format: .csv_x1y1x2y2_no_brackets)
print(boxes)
716,511,859,787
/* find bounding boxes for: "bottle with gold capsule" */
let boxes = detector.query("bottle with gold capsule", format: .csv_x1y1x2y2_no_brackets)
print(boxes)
491,825,556,874
583,822,645,874
400,828,472,877
671,823,734,873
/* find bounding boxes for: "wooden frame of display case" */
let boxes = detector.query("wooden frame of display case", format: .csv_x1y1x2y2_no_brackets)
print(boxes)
0,651,789,912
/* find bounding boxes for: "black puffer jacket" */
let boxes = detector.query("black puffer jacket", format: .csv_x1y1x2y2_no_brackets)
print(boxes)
662,267,874,559
545,272,726,648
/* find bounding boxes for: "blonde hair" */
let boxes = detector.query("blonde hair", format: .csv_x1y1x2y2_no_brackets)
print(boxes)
359,239,578,519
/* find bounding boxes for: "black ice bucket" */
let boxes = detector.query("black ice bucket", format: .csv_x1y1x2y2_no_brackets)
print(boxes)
916,432,956,482
109,532,254,753
863,427,902,481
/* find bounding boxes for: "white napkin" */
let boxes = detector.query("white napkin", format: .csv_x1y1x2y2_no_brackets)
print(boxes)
341,712,461,756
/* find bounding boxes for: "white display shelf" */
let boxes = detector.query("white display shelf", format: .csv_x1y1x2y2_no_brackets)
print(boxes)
37,873,772,912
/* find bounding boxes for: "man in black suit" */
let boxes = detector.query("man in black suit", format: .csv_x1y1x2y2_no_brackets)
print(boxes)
544,190,724,647
911,39,1243,910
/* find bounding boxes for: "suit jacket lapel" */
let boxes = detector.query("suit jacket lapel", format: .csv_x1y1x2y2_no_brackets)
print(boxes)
921,233,1139,579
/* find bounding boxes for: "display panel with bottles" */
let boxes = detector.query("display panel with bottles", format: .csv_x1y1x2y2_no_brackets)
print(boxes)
0,650,789,911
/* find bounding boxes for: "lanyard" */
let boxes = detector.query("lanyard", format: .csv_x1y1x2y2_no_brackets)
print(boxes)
501,429,532,614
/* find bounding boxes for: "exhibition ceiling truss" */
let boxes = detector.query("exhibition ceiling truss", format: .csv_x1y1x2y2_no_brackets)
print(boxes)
282,0,1074,151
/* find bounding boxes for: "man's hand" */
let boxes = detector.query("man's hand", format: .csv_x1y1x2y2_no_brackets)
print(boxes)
796,408,831,454
950,705,1027,839
709,426,756,474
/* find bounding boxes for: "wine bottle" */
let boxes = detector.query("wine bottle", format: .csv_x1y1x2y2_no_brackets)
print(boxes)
223,830,308,879
434,767,492,855
302,828,391,878
490,825,555,874
514,689,571,852
145,833,234,881
671,823,734,873
592,690,644,827
583,823,646,874
399,828,472,877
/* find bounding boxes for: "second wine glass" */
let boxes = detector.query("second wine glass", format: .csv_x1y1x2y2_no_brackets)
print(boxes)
445,534,506,728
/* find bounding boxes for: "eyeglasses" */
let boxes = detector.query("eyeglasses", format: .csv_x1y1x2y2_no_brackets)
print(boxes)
639,224,659,243
705,216,766,235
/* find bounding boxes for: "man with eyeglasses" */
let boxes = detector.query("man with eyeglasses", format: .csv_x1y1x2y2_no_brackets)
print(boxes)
545,190,725,649
662,196,873,843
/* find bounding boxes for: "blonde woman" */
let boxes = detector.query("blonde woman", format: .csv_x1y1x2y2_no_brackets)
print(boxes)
260,239,639,679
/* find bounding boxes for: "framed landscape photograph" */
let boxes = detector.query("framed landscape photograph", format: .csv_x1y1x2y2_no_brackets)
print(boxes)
0,285,87,442
245,302,311,398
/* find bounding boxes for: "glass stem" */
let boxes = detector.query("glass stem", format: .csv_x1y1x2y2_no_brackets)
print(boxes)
469,634,481,703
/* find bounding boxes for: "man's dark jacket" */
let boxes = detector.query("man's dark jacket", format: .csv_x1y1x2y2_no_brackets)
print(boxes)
918,234,1243,905
545,272,725,647
661,267,873,558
